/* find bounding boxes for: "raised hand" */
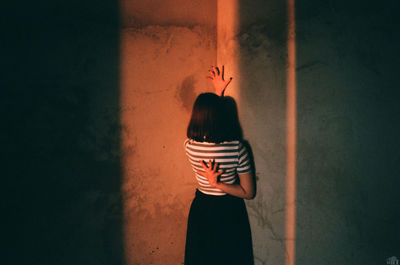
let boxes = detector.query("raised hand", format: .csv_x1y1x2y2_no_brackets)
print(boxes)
207,65,232,97
197,159,224,187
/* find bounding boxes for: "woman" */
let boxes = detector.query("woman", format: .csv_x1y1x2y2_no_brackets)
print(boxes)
184,66,255,265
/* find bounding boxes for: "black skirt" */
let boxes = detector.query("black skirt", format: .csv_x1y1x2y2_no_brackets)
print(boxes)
184,189,254,265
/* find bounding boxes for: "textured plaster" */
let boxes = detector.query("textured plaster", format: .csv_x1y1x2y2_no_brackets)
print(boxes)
103,1,400,265
6,1,399,265
295,2,400,264
120,25,216,264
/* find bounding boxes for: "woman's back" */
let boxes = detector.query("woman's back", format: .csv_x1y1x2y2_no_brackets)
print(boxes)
184,138,251,195
184,66,254,265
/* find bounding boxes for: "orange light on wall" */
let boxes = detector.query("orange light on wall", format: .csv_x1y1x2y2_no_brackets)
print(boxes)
119,1,217,264
119,0,296,264
217,0,239,99
285,0,297,265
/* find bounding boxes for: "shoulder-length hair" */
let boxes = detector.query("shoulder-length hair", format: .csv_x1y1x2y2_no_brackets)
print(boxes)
187,93,242,143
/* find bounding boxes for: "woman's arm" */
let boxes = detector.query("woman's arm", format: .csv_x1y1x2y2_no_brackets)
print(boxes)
198,160,255,200
207,65,232,97
215,172,255,200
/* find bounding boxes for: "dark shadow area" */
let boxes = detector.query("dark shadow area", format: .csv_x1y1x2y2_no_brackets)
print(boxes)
3,1,124,264
233,0,287,265
236,1,288,264
296,1,400,264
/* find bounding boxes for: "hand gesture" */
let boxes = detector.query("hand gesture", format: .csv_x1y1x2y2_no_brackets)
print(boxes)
207,65,232,97
198,159,224,187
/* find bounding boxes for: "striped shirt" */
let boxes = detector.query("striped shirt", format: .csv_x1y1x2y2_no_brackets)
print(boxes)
184,138,251,195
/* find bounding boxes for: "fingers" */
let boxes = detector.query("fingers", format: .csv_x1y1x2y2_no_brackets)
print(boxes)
212,160,222,174
209,66,221,78
215,160,221,172
210,66,219,76
209,65,230,82
201,160,208,169
215,66,220,76
197,170,206,178
214,160,224,176
208,69,216,77
209,159,214,171
200,159,219,172
198,159,224,182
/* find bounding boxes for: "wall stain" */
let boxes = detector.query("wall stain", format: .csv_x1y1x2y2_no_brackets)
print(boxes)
176,75,197,112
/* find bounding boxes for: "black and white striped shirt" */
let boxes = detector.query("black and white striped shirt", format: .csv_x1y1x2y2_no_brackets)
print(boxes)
184,138,251,195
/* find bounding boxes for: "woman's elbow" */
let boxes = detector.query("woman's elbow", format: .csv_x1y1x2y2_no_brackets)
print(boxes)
244,190,255,200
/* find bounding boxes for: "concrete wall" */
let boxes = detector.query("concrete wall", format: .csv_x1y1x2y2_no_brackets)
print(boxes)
295,1,400,264
120,1,217,264
224,1,400,264
120,1,290,264
121,0,216,28
5,1,399,265
236,1,289,264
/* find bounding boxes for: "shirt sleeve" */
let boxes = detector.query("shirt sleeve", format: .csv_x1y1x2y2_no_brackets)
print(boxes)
183,138,189,149
237,142,251,174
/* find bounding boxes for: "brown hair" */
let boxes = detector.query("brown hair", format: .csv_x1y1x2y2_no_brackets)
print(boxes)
187,93,242,143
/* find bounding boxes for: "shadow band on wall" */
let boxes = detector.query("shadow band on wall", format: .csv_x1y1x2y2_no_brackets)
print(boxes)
4,1,125,264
